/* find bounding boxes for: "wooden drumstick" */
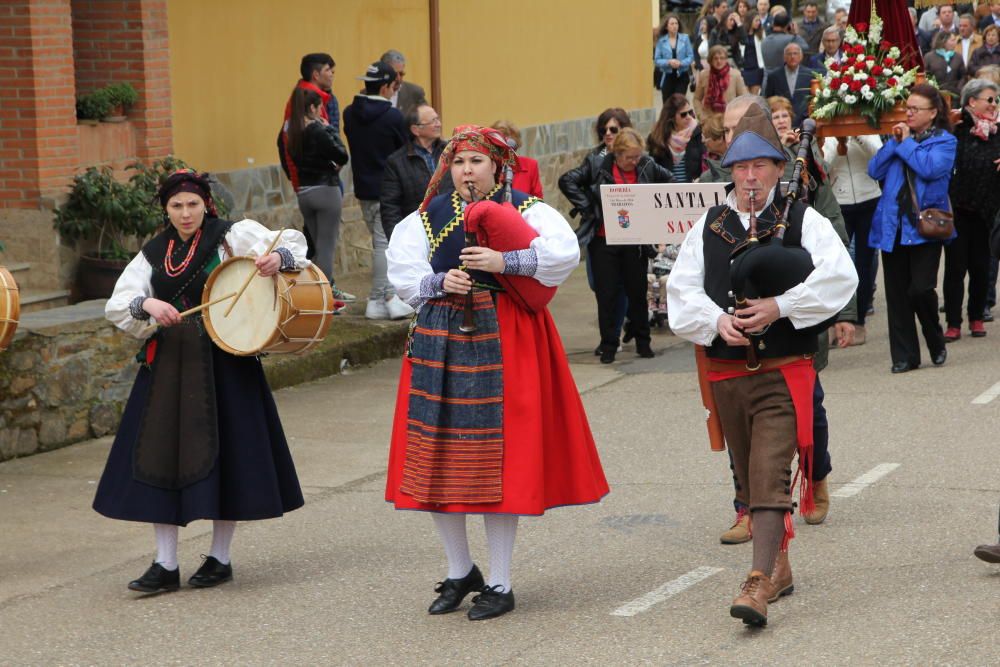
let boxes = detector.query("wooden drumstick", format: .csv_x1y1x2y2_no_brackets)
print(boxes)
178,292,237,319
223,228,285,317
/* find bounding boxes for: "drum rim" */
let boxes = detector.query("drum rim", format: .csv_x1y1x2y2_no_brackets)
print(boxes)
0,266,21,351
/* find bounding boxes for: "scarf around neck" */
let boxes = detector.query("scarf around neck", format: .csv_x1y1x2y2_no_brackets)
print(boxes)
705,64,731,114
967,107,999,141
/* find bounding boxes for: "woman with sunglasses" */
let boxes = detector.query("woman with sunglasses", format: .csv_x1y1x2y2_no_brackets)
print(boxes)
942,79,1000,342
559,108,633,353
868,83,957,374
647,94,705,185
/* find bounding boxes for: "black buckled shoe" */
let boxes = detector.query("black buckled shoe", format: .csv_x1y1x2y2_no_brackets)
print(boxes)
128,561,180,594
188,555,233,588
428,564,484,615
468,584,515,621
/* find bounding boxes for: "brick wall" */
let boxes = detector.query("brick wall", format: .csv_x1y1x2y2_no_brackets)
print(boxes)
0,0,78,208
70,0,171,161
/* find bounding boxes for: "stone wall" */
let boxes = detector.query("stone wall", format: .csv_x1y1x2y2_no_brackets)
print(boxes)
212,107,657,281
0,300,409,462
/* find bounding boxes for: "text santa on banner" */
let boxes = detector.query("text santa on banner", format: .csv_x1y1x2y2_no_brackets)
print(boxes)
599,183,728,245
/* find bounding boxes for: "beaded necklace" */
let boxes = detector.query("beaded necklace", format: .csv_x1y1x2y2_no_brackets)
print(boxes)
164,227,202,278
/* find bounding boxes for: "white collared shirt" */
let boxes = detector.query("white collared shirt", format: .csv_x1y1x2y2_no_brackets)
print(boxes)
666,186,858,346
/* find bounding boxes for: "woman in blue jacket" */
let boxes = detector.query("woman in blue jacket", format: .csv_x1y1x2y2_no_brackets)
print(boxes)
654,14,694,103
867,83,957,374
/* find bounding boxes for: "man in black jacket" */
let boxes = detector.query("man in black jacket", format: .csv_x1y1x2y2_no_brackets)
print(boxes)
344,61,409,319
380,103,450,240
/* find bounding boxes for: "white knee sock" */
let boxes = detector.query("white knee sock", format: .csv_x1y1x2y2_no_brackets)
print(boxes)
431,513,474,579
209,520,236,565
153,523,178,571
483,514,518,593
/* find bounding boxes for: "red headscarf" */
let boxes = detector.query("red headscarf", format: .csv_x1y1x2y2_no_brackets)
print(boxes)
419,125,520,213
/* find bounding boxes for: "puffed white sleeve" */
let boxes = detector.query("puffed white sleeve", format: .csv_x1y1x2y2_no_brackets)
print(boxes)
772,207,859,327
105,251,158,340
666,213,726,346
386,210,439,308
225,219,310,270
519,202,581,287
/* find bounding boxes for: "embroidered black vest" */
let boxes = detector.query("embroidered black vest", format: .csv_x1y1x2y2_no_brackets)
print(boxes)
702,193,823,360
142,218,234,310
422,186,541,289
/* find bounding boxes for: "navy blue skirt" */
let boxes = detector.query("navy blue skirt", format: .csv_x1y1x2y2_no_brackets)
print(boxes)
93,346,304,526
742,67,764,87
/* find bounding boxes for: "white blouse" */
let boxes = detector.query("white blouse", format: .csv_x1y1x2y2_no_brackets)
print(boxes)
105,219,309,340
386,201,581,309
666,187,858,346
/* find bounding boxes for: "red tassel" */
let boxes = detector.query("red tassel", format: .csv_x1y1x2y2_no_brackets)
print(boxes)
780,510,795,552
145,338,158,366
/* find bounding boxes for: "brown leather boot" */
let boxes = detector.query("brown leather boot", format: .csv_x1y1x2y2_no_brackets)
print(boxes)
804,478,830,525
730,571,774,626
720,511,752,544
768,551,794,602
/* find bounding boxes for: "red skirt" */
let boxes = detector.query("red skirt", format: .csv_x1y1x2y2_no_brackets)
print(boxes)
385,293,609,515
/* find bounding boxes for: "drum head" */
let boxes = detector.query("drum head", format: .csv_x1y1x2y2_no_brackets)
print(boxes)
204,257,280,355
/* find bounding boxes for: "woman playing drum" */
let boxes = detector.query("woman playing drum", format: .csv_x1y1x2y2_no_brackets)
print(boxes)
95,170,307,594
385,125,609,621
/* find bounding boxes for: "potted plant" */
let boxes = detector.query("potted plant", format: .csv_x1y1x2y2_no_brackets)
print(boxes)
75,90,112,126
102,82,139,123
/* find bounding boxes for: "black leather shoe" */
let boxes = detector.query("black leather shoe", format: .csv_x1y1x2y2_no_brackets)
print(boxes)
931,348,947,366
600,348,616,364
428,564,484,614
636,343,654,358
593,345,602,356
984,309,994,323
890,361,919,374
128,561,180,594
188,555,233,588
467,585,515,621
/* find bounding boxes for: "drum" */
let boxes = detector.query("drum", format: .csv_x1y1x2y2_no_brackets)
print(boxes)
201,257,334,356
0,266,20,352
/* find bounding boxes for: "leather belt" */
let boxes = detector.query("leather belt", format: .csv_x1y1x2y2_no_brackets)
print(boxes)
706,354,813,374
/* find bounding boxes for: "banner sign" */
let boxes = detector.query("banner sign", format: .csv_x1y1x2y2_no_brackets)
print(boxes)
599,183,728,245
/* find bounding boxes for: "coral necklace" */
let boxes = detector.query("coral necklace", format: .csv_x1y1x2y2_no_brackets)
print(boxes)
164,227,202,277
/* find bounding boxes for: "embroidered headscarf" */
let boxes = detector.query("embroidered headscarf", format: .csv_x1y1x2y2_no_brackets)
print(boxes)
157,169,219,218
419,125,519,213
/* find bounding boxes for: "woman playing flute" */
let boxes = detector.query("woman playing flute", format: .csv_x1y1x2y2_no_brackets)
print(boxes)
385,125,609,621
95,170,308,594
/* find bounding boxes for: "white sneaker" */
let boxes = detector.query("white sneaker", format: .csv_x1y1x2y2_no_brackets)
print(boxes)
385,295,415,320
365,299,390,320
332,286,356,302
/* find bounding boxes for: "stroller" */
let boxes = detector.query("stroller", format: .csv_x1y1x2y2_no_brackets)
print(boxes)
648,244,678,328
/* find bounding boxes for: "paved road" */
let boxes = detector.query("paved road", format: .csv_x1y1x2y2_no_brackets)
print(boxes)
1,269,998,665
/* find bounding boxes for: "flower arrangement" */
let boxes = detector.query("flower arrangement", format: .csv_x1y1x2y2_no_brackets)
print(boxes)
810,13,922,128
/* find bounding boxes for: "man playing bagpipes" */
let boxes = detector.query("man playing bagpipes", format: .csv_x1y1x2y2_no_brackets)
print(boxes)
667,105,857,627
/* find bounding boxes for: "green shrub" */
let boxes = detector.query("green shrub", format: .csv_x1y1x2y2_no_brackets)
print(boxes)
105,82,139,109
75,90,112,120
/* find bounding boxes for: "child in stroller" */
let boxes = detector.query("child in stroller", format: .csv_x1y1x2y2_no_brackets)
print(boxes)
648,244,677,328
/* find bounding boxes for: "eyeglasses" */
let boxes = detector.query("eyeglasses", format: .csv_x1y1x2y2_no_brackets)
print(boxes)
602,126,621,135
975,96,997,104
415,116,441,126
905,106,934,114
679,109,696,119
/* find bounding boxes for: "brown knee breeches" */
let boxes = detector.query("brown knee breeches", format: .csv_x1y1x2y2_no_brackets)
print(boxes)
711,370,798,511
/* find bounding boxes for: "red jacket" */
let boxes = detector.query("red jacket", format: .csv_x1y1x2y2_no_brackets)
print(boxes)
512,156,543,198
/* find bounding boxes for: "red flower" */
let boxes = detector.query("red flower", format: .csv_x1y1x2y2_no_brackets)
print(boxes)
866,54,876,61
856,22,868,33
849,80,863,92
880,40,892,51
831,77,842,88
883,57,895,67
855,44,867,55
867,77,877,87
828,61,840,72
871,65,884,76
887,77,898,86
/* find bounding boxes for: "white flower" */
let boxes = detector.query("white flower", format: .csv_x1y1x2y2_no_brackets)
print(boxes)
854,72,867,81
856,54,866,64
881,88,896,100
840,83,849,92
862,90,874,101
844,94,858,104
822,88,832,98
861,84,871,94
893,65,904,75
889,46,900,59
844,27,858,44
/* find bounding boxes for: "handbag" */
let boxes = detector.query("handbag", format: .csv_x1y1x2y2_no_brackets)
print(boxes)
904,167,954,240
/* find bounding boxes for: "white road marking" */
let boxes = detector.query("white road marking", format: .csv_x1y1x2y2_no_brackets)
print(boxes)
972,381,1000,405
611,566,724,617
830,463,900,498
